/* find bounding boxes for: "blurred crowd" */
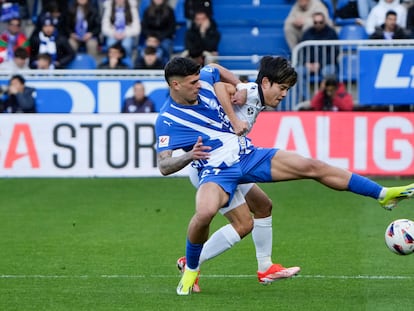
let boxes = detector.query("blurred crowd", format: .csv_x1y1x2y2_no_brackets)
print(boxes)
0,0,219,71
0,0,412,71
0,0,413,113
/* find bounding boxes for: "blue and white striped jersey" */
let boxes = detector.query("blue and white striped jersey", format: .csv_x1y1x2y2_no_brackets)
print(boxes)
155,65,253,169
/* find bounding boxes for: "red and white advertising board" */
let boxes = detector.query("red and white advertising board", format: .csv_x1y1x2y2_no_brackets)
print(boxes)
250,112,414,176
1,112,413,177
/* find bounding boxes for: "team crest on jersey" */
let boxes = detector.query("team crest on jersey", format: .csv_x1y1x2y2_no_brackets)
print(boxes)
159,136,170,147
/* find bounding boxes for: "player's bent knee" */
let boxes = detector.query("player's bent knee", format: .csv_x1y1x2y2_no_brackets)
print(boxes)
232,217,254,238
301,158,329,177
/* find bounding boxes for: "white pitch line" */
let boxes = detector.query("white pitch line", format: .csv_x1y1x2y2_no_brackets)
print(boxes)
0,274,413,280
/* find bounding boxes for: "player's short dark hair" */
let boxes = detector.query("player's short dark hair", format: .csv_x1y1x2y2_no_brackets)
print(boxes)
164,57,201,85
256,56,297,87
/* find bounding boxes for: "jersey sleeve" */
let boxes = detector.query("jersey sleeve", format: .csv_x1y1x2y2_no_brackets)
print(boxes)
200,65,221,85
155,111,200,153
155,114,173,152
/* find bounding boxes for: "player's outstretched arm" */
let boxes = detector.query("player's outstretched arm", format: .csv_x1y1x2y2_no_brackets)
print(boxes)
207,63,249,134
207,63,240,86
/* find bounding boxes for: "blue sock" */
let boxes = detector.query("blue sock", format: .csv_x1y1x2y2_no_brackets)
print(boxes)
186,239,203,270
347,173,382,199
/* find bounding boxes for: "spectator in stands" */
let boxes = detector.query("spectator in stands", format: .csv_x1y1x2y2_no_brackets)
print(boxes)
66,0,101,59
35,1,69,38
41,0,69,14
296,11,339,100
334,0,376,25
0,46,29,71
137,35,169,66
0,18,29,65
0,0,30,23
140,0,176,61
1,74,36,113
365,0,407,35
67,0,100,11
122,81,155,113
98,41,130,69
310,75,354,111
134,46,164,69
184,0,213,26
34,53,53,70
29,14,76,69
184,45,206,66
284,0,332,51
101,0,140,57
370,10,409,39
183,9,220,60
406,2,414,38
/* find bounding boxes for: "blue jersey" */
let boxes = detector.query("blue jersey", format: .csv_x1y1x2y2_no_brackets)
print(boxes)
155,65,252,169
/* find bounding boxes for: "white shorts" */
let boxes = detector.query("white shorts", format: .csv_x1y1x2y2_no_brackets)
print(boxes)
188,167,254,215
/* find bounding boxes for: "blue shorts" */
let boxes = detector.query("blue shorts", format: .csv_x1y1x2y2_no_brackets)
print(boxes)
198,148,278,205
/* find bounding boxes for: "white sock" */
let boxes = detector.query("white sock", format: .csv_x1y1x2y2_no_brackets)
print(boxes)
379,187,387,200
199,224,241,266
252,216,273,272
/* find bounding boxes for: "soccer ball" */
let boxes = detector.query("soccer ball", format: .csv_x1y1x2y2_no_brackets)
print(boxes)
385,219,414,255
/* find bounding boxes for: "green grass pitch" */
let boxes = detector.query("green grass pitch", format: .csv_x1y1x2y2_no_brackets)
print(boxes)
1,177,414,311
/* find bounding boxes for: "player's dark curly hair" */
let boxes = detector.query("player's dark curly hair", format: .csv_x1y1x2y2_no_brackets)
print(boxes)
256,56,297,87
164,57,201,85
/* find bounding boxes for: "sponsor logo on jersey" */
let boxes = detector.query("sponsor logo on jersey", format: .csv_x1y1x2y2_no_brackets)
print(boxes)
159,135,170,147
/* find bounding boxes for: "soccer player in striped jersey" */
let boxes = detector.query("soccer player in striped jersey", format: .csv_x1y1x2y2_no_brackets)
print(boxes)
177,57,300,293
156,56,414,296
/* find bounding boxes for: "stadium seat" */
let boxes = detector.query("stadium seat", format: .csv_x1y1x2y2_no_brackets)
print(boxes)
338,24,368,40
173,24,187,54
174,0,186,26
123,56,133,69
139,0,151,19
218,27,290,57
67,53,97,70
214,0,290,4
335,0,350,11
148,88,169,112
340,53,358,82
213,4,291,27
320,0,335,20
335,16,360,26
334,0,360,26
216,26,290,69
216,57,262,70
31,0,40,24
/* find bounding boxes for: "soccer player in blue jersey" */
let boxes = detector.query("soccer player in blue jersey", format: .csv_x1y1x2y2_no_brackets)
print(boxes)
155,56,414,296
176,58,301,293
